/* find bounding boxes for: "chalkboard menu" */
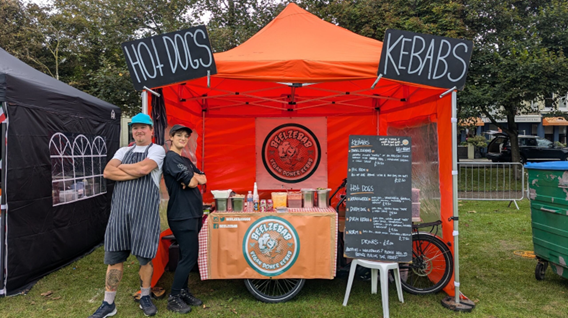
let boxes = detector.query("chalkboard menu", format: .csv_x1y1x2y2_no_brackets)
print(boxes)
344,135,412,262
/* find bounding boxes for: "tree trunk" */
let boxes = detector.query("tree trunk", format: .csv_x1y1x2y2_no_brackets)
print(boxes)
504,109,522,179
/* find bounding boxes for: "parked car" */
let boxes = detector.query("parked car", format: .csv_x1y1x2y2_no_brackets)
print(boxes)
485,133,568,164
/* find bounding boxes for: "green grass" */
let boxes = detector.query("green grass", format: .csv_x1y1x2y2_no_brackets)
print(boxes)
1,199,567,317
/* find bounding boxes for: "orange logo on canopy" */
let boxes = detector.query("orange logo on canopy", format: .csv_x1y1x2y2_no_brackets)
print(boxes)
261,124,321,183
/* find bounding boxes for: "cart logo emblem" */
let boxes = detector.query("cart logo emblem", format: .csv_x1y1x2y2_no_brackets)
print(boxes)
262,123,321,183
243,216,300,277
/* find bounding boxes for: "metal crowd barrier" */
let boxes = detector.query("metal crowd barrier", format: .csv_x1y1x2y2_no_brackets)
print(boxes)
457,162,525,209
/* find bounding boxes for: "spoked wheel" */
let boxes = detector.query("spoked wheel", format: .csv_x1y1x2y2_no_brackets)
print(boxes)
399,233,453,295
244,278,305,303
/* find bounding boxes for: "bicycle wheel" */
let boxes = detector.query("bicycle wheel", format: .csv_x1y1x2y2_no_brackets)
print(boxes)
244,278,305,303
399,232,453,295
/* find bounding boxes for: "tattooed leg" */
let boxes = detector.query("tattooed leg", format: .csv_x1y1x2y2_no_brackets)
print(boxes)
105,263,124,292
139,261,153,288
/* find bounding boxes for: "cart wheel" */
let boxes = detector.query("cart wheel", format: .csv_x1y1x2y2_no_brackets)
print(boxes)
244,278,305,303
535,262,547,281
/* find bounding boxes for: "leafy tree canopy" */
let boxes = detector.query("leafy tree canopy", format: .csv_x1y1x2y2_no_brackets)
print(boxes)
460,0,568,162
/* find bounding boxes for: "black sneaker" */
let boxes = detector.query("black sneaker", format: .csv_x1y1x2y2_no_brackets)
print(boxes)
180,288,203,306
88,301,117,318
167,294,192,314
139,295,157,316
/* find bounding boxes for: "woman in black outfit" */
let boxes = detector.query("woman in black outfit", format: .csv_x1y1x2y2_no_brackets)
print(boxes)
163,124,207,314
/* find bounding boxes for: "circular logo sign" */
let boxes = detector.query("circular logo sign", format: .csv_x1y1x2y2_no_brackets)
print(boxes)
242,216,300,277
262,123,321,183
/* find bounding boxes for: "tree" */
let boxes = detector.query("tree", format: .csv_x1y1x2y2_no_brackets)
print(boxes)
0,1,54,76
194,0,287,52
50,0,203,115
460,0,568,164
295,0,468,40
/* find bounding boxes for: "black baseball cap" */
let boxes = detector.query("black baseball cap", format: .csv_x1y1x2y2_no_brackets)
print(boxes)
169,124,193,136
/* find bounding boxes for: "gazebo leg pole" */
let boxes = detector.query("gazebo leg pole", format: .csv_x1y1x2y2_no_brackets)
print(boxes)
441,89,475,312
142,90,148,114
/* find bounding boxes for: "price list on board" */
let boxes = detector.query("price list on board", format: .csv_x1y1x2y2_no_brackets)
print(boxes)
343,136,412,262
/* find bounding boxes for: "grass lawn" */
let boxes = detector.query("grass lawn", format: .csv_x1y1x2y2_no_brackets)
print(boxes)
1,199,567,317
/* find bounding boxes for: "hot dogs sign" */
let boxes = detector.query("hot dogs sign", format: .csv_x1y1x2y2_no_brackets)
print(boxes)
121,26,217,91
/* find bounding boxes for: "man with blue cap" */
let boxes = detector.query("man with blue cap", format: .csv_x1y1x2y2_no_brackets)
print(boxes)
89,113,165,318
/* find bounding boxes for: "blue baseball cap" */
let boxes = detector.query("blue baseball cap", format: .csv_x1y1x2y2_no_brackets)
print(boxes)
129,113,153,126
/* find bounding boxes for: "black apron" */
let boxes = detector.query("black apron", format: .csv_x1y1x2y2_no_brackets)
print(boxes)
104,144,160,259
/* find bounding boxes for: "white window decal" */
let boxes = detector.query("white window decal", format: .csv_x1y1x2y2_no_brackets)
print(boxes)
50,133,108,206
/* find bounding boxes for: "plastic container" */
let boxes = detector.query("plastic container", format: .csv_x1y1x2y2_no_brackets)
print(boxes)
288,191,302,208
412,202,421,219
212,189,233,212
317,188,331,208
232,196,245,212
211,190,232,199
271,192,288,208
301,188,316,208
215,198,228,212
526,162,568,280
412,188,420,202
59,190,76,202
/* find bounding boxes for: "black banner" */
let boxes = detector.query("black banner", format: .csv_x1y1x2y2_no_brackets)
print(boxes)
121,26,217,91
344,135,412,262
378,29,473,90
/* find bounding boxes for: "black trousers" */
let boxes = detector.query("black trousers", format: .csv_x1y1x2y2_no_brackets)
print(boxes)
168,217,202,295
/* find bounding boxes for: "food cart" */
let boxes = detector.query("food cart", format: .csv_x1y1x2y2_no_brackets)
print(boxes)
147,3,459,302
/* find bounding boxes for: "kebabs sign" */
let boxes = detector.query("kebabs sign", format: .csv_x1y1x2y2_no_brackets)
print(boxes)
378,29,473,90
121,26,217,91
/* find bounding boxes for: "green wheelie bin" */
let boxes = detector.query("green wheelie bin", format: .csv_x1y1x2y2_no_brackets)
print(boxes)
526,161,568,281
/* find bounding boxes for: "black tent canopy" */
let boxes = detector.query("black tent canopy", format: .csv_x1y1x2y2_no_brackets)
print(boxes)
0,47,121,294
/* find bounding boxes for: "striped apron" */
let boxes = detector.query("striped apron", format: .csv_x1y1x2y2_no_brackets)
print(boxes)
104,144,160,259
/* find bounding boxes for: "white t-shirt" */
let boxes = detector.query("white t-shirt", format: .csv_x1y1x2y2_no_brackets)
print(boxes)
112,144,166,188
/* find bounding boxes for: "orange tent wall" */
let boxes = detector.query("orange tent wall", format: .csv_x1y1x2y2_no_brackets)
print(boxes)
155,94,456,296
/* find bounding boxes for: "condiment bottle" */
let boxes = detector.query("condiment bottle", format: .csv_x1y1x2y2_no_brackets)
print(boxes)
253,182,259,211
247,191,253,212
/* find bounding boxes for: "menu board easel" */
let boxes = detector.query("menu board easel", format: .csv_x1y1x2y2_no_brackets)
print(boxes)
344,135,412,262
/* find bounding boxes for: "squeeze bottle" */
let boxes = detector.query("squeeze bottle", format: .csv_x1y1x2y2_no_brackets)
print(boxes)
247,191,253,212
253,182,260,211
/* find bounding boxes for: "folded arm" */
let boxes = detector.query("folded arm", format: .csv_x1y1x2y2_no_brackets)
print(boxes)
103,159,138,181
194,173,207,185
118,158,158,177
